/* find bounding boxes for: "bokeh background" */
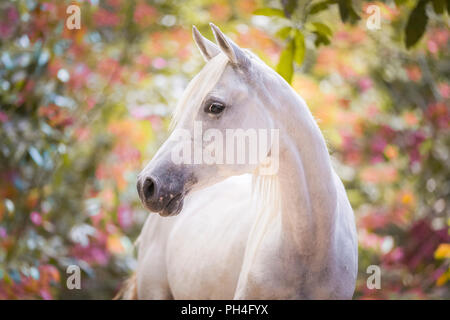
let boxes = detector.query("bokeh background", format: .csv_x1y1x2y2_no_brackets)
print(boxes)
0,0,448,299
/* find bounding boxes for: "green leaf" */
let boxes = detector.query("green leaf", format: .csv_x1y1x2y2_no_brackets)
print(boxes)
309,0,334,15
338,0,349,21
432,0,445,14
294,30,305,65
419,139,433,156
405,0,429,49
253,8,286,17
347,189,364,207
276,39,295,84
281,0,298,18
394,0,408,6
276,26,293,39
312,22,333,37
314,31,331,47
337,0,360,24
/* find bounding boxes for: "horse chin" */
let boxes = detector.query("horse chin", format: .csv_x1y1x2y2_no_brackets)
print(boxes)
158,194,184,217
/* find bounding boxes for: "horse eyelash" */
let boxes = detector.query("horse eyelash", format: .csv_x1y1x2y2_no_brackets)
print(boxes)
203,99,226,112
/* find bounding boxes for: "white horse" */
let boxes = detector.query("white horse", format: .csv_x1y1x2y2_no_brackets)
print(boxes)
127,23,357,300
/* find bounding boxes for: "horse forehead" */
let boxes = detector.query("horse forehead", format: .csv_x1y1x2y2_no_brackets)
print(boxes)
214,66,251,95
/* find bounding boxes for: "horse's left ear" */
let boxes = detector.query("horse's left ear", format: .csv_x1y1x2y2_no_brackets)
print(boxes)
192,26,221,61
210,23,249,67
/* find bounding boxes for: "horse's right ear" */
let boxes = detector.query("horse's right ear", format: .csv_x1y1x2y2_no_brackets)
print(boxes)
209,23,250,68
192,26,220,61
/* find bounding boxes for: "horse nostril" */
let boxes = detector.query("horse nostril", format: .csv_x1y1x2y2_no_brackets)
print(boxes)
143,177,156,201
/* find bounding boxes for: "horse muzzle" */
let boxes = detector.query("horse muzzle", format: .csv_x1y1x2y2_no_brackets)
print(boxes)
137,166,197,216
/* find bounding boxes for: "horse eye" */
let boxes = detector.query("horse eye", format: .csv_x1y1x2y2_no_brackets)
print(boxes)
205,102,225,115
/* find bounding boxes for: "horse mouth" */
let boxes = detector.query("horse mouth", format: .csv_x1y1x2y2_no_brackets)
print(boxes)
159,193,184,217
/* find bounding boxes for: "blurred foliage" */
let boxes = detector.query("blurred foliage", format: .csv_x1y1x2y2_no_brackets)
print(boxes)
0,0,448,299
257,0,449,82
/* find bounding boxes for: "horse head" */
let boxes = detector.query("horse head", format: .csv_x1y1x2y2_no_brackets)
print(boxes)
137,23,279,216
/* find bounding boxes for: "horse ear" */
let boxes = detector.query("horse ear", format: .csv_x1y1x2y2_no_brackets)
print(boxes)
192,26,220,61
210,23,249,67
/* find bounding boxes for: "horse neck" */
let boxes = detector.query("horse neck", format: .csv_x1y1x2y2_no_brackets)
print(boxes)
261,78,338,255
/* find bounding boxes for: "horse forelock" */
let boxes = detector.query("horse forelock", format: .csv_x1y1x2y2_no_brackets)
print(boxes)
170,53,230,130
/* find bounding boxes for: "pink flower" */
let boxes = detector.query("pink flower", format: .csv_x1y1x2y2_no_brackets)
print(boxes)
39,289,52,300
86,97,96,110
152,57,167,69
383,247,404,266
438,83,450,98
30,211,42,226
7,6,19,23
136,54,152,68
107,0,122,8
118,204,133,230
94,8,121,27
41,3,57,13
370,155,384,164
149,115,163,131
130,106,152,120
0,111,9,122
358,77,373,92
69,63,92,90
134,3,157,27
0,6,18,39
408,148,421,164
426,103,450,129
371,136,387,153
0,227,7,238
427,40,438,54
91,247,109,265
0,6,19,39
